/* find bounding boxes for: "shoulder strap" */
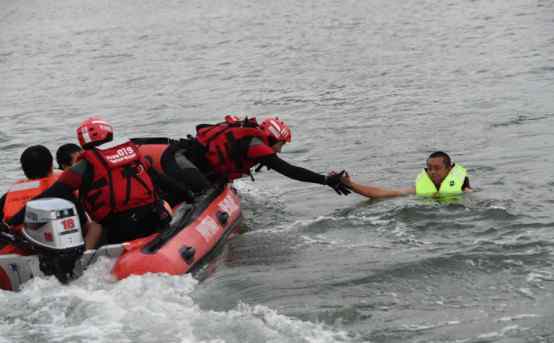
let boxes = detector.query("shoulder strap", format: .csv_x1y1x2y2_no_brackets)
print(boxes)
91,149,116,211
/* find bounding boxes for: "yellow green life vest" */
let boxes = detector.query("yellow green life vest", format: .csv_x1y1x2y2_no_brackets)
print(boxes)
415,164,467,197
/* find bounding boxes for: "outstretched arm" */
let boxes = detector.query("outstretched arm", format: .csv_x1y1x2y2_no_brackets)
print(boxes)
260,154,327,184
341,173,414,199
259,154,350,195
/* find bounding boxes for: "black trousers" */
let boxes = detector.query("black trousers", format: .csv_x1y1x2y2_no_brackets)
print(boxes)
161,146,211,195
102,201,170,244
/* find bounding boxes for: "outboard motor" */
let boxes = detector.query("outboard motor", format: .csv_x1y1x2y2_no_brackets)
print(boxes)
22,198,85,284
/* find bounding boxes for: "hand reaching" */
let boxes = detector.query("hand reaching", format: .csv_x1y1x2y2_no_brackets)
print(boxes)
325,170,351,195
340,171,353,187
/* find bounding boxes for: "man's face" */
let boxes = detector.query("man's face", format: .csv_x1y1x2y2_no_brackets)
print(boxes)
426,157,451,186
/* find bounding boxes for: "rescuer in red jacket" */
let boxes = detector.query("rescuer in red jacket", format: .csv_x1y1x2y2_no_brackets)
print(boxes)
6,118,180,245
184,115,350,195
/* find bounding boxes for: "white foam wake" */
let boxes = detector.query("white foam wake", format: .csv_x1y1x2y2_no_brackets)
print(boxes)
0,257,353,343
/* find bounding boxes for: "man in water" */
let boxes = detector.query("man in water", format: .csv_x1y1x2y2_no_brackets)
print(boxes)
342,151,472,199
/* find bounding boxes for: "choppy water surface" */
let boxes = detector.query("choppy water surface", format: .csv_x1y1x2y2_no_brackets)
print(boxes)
1,0,554,342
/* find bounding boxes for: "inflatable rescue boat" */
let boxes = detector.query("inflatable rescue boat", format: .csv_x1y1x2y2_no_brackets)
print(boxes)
0,182,241,291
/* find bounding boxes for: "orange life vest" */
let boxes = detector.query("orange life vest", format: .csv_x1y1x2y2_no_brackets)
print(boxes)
3,171,61,224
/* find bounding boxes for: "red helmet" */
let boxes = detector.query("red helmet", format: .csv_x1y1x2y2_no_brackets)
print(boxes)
224,115,240,124
76,117,113,149
260,117,292,143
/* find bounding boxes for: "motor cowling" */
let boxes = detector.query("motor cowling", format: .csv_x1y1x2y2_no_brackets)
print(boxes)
22,198,85,283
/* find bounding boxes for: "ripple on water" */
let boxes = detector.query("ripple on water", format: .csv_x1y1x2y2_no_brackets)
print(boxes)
377,200,522,226
0,130,11,144
490,114,553,128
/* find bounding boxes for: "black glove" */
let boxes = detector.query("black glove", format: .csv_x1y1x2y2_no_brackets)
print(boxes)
325,170,351,196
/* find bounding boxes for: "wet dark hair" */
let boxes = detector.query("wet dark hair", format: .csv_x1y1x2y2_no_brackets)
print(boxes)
427,151,452,167
20,145,53,179
56,143,83,169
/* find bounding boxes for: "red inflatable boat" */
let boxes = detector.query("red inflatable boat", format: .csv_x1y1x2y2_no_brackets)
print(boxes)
112,182,241,279
0,183,242,291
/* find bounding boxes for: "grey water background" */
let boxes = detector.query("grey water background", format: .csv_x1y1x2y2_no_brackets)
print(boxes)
1,0,554,342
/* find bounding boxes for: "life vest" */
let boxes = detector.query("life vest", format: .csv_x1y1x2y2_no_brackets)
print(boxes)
3,171,62,227
132,138,171,176
80,141,157,222
415,164,467,196
195,116,275,180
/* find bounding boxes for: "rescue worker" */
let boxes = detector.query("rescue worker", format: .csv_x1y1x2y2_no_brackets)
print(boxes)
0,146,90,285
129,115,350,202
176,115,351,195
7,118,181,245
341,151,472,199
55,142,103,249
0,146,80,254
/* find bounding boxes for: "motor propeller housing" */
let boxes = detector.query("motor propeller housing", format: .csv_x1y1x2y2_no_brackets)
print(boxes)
22,198,85,283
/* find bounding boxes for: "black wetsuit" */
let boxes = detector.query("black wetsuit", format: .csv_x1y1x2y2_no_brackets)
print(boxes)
256,154,326,184
183,135,328,186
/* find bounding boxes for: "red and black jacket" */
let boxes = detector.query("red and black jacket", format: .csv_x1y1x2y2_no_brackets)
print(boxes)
194,117,275,181
79,141,157,222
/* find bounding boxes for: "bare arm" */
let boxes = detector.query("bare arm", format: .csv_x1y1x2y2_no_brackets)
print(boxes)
342,174,415,199
84,221,103,250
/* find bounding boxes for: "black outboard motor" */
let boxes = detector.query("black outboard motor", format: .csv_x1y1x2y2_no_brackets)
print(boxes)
22,198,85,284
